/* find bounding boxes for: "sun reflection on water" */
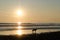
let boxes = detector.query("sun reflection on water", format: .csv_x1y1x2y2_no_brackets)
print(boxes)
17,22,21,26
16,22,23,35
16,26,22,35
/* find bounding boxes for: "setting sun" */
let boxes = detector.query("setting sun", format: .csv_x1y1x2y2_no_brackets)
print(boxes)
17,10,23,16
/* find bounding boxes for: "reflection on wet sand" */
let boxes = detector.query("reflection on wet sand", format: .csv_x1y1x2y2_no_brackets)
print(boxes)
16,26,22,35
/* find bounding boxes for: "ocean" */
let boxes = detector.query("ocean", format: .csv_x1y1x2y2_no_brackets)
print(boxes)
0,26,60,35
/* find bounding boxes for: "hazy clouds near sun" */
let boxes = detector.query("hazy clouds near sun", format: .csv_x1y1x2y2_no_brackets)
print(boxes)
0,0,60,23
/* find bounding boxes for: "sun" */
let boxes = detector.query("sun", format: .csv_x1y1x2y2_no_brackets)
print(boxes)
17,10,23,16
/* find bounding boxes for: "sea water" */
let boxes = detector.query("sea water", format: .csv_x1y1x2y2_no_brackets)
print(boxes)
0,26,60,35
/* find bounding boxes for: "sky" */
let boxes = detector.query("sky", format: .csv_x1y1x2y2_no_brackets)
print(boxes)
0,0,60,23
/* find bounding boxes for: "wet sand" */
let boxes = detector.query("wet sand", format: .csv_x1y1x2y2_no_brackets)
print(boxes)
0,31,60,40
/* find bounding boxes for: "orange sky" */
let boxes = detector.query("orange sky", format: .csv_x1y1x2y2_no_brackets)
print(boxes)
0,0,60,23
